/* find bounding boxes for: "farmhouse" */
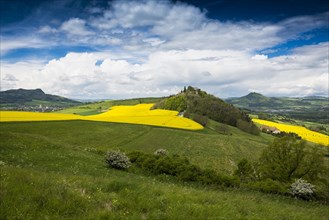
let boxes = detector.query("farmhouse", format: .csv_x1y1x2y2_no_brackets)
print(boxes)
260,125,281,134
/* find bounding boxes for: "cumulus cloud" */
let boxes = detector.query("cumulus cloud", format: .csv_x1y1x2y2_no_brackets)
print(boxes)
3,74,18,81
1,42,328,99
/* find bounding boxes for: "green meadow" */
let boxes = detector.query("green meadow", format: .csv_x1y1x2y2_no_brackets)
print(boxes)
1,120,328,219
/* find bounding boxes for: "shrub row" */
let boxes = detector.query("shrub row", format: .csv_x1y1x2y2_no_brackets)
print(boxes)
105,139,328,203
127,151,239,187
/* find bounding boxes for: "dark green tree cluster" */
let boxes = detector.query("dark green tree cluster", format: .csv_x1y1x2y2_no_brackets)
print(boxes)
192,114,208,126
236,119,260,135
152,94,187,112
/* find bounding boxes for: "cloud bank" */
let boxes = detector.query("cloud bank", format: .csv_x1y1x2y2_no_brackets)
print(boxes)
1,0,328,99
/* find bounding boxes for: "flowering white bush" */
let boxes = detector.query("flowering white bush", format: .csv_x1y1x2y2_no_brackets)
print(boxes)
290,178,315,200
106,150,131,170
154,149,168,157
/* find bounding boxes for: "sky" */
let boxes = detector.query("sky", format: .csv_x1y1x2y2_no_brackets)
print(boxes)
0,0,328,99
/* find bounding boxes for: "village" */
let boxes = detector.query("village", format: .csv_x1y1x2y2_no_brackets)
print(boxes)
0,105,65,112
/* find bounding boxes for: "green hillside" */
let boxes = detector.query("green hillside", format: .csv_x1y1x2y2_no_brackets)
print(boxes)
153,86,260,135
0,88,80,110
1,120,328,219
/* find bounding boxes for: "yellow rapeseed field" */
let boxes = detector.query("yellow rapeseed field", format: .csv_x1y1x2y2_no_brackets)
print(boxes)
253,119,329,146
85,104,203,130
0,104,203,130
0,111,83,122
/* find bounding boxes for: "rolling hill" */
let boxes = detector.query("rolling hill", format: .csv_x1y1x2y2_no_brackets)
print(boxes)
153,86,260,135
0,88,80,109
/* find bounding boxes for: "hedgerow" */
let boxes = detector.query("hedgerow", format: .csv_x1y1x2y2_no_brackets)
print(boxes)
127,151,239,187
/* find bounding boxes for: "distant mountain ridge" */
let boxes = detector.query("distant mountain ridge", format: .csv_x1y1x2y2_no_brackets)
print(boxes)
0,88,80,107
226,92,328,109
226,92,329,124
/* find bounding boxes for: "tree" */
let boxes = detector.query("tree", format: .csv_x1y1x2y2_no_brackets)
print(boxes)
236,119,260,135
259,137,324,182
234,158,254,182
192,114,208,126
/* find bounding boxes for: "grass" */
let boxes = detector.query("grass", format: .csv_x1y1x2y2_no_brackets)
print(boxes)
1,120,328,219
0,120,271,173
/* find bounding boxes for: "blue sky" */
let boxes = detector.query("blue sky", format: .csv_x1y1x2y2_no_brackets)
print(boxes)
1,0,328,99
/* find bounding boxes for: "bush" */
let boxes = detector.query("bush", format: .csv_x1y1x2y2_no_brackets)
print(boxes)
105,150,131,170
234,158,257,182
313,180,329,203
127,151,145,163
290,179,315,200
248,179,288,194
154,149,168,157
217,175,240,187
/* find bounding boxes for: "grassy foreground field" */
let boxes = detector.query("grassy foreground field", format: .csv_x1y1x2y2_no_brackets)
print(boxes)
1,120,328,219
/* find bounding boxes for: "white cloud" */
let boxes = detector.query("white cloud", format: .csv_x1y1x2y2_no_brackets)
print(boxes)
102,0,171,29
0,60,45,91
143,38,166,46
3,74,18,81
38,25,58,34
252,54,268,60
60,18,92,36
278,12,329,39
2,42,328,99
0,36,52,55
88,1,283,51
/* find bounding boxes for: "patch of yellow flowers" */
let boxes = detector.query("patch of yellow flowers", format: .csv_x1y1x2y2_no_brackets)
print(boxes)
253,119,329,146
0,104,203,130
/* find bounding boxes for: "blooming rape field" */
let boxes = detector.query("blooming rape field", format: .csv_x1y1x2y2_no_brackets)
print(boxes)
85,104,203,130
0,104,203,130
253,119,329,146
0,111,83,122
